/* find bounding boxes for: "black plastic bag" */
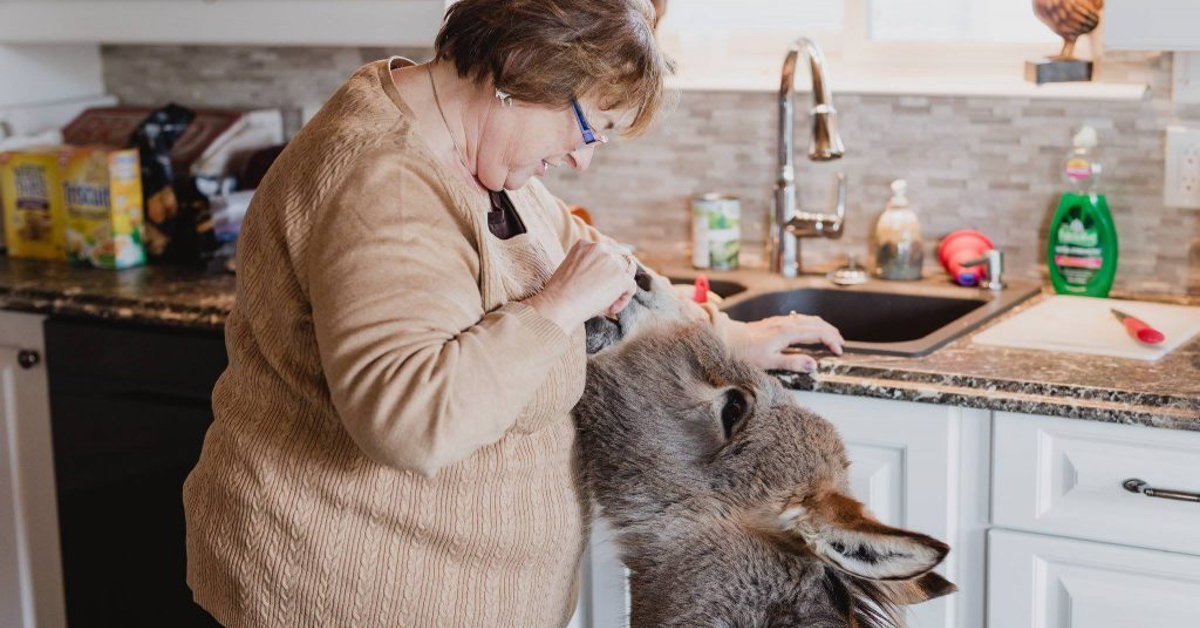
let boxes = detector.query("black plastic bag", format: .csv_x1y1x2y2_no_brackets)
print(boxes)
127,103,217,265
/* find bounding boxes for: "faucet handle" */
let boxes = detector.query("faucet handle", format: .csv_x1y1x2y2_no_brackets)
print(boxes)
789,172,846,237
832,172,846,225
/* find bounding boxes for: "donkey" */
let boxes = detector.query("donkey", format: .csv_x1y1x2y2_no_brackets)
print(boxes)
577,273,955,627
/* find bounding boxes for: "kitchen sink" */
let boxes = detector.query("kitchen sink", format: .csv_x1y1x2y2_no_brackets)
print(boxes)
722,283,1040,356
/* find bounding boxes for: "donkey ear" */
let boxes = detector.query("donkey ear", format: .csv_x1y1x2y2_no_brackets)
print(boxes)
874,571,957,605
780,490,950,581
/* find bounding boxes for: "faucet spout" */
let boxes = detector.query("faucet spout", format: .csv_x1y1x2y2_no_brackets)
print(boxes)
779,38,844,165
771,37,847,277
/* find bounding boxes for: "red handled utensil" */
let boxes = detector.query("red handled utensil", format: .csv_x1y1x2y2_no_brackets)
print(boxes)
1111,308,1165,345
693,275,710,304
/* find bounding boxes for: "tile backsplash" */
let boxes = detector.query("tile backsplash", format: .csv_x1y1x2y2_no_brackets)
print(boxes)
102,45,1200,294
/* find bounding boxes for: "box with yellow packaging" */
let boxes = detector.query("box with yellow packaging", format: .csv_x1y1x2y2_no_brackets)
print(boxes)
0,149,68,260
62,147,146,269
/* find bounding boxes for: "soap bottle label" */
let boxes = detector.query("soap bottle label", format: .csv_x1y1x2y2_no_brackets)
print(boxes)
1065,158,1092,181
1052,212,1104,285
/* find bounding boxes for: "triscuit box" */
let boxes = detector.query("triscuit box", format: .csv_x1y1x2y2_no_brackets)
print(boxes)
1,148,68,260
62,147,146,269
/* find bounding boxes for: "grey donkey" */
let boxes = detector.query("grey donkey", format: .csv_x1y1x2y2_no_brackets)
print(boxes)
577,271,956,627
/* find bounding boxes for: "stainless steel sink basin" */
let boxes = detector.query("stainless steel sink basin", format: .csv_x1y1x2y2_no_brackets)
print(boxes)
721,283,1040,356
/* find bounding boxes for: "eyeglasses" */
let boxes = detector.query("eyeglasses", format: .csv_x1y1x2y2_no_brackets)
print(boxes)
570,99,608,148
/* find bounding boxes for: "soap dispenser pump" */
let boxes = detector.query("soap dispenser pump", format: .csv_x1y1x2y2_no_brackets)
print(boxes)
873,179,923,280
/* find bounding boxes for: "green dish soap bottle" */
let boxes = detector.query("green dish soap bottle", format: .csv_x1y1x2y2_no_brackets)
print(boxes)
1047,126,1118,297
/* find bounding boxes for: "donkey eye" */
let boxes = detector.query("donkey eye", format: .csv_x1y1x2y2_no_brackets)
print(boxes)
719,388,751,439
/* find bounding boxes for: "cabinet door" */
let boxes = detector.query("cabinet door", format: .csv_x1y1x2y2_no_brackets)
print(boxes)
0,312,66,628
1104,0,1200,51
989,529,1200,628
43,318,226,628
791,392,990,628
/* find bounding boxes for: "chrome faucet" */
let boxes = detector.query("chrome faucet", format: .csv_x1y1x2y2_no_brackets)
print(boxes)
771,37,847,277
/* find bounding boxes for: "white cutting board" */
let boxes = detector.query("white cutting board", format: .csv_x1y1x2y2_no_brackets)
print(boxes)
973,295,1200,361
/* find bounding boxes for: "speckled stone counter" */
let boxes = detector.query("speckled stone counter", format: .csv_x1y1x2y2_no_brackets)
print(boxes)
775,312,1200,432
0,258,234,332
3,256,1197,430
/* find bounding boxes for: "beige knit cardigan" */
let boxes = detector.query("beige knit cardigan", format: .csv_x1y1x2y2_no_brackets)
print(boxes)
182,57,634,627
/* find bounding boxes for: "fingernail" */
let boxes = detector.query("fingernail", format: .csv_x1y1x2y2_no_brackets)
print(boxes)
804,361,816,373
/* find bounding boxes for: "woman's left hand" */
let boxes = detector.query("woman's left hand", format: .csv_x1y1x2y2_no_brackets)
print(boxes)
725,314,844,373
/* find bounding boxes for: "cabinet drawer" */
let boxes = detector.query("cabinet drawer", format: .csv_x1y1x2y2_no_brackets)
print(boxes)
993,412,1200,556
988,529,1200,628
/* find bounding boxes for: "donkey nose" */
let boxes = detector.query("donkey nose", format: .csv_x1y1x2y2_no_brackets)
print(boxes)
634,265,652,292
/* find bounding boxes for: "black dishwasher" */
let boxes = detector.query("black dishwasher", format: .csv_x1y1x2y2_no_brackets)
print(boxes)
44,318,227,628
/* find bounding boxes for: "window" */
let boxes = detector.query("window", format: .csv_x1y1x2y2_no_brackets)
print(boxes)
869,0,1057,43
657,0,1081,93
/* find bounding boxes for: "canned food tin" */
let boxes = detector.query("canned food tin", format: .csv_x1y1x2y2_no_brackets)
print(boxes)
692,193,740,270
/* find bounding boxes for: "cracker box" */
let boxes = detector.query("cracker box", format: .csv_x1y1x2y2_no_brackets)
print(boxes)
0,149,68,260
62,147,146,269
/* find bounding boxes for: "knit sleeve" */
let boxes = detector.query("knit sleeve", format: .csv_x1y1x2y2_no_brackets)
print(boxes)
306,152,573,477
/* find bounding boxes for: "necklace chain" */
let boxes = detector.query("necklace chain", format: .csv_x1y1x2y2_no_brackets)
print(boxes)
426,65,478,184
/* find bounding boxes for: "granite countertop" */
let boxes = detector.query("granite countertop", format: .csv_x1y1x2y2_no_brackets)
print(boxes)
2,256,1197,431
0,258,234,331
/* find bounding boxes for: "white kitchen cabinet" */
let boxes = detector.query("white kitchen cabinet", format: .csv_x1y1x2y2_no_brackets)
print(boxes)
0,311,65,628
574,392,989,628
793,391,989,628
0,1,446,47
572,396,1200,628
571,517,631,628
1104,0,1200,51
988,528,1200,628
993,411,1200,557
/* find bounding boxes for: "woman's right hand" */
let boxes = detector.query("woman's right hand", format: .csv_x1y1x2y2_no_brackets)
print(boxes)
527,241,638,335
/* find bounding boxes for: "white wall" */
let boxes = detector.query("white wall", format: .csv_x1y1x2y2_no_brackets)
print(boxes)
0,44,109,138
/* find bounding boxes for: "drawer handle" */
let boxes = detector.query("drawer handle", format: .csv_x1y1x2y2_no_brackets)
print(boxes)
1123,479,1200,503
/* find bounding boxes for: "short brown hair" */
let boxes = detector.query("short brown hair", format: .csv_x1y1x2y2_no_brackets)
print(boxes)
434,0,670,136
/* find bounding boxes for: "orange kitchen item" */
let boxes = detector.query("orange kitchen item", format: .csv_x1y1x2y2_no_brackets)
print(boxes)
1,147,69,260
569,205,594,226
1111,308,1165,345
937,230,994,286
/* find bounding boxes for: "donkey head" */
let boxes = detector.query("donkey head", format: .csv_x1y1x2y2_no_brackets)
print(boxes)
575,320,954,627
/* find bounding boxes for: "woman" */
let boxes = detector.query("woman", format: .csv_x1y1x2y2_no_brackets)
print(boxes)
183,0,844,626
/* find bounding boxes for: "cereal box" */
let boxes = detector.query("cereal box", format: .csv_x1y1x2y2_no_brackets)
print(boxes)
0,149,68,260
62,147,146,269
